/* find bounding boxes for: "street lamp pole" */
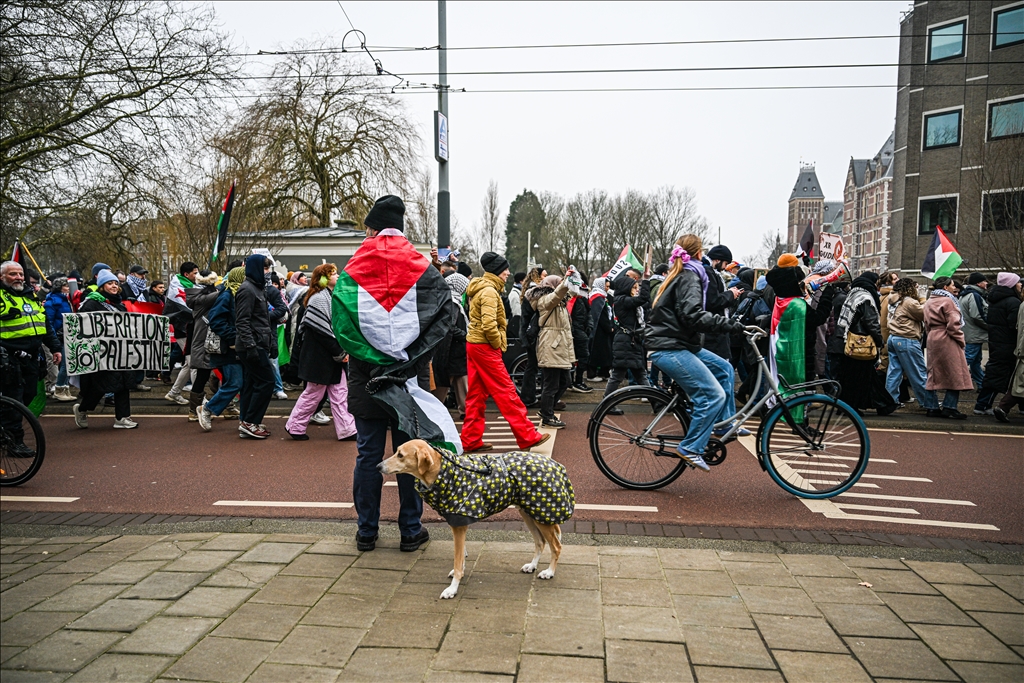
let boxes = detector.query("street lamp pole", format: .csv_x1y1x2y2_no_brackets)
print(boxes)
436,0,450,250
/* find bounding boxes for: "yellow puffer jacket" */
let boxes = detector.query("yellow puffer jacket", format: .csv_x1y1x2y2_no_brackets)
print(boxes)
466,273,507,351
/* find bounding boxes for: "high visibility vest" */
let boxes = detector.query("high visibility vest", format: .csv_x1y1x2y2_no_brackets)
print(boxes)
0,288,48,340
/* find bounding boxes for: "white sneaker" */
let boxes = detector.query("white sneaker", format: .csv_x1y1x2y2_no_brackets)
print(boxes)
73,403,88,429
677,449,711,472
183,384,193,392
54,386,76,402
113,417,138,429
973,408,995,416
311,410,332,425
165,391,189,405
274,390,289,400
198,405,213,432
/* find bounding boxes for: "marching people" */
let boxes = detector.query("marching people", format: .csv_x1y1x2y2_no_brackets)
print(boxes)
960,272,990,389
645,235,746,472
140,280,166,305
265,270,289,400
997,291,1024,422
923,276,973,419
184,270,222,422
701,244,741,360
283,263,357,441
164,261,199,406
517,266,546,407
198,267,245,430
884,278,941,415
529,272,576,429
603,269,651,413
73,270,137,429
587,276,614,382
462,251,550,452
973,273,1022,416
235,253,277,439
1,261,63,452
568,273,594,393
43,277,75,402
835,271,897,416
430,272,470,418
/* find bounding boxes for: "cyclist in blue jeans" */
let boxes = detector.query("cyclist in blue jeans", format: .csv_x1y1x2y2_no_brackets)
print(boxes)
645,235,746,472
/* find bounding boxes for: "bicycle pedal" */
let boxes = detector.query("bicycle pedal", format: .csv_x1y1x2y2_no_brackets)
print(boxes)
704,438,728,466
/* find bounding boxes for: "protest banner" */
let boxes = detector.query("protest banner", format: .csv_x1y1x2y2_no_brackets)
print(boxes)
64,311,170,375
818,233,846,261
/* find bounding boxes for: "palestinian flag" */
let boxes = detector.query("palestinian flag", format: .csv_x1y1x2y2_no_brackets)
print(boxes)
11,240,43,277
769,296,807,422
920,226,962,279
795,219,815,259
606,245,643,281
333,233,462,452
211,181,235,263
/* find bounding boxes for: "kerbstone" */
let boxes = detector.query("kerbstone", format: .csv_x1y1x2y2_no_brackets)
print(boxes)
5,629,123,673
516,654,605,682
164,636,276,683
432,631,523,675
845,636,958,680
683,626,774,669
773,651,872,683
605,639,693,683
237,543,309,564
752,614,848,653
110,617,218,655
522,616,604,657
910,623,1023,663
69,599,168,632
818,603,917,638
361,611,450,649
603,605,682,643
164,587,254,618
212,602,308,641
265,625,363,668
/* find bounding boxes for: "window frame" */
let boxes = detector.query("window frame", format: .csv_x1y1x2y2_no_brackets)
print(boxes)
918,194,959,236
927,17,968,63
992,2,1024,50
921,106,964,150
987,95,1024,141
980,188,1024,232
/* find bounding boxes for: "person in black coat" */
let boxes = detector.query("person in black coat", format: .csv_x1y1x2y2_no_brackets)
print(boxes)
569,276,594,392
431,272,470,417
701,244,741,360
587,277,614,380
198,267,245,429
284,264,358,440
234,254,275,437
604,270,651,397
836,272,896,414
974,275,1023,413
73,270,137,429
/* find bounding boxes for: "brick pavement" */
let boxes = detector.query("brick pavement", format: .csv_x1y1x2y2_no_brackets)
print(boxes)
1,529,1021,682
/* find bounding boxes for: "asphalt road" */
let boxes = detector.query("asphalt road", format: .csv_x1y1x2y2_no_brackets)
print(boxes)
3,411,1021,545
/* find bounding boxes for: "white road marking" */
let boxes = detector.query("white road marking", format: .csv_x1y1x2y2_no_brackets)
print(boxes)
802,479,880,489
823,513,999,531
860,474,933,482
383,481,397,487
213,500,353,508
0,496,80,503
834,503,920,515
575,504,658,512
837,492,976,506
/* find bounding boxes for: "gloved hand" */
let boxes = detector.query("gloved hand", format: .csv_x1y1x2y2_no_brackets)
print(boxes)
729,319,747,335
244,346,260,362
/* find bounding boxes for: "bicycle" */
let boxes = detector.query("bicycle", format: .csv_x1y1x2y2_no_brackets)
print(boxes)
588,327,870,499
1,395,46,486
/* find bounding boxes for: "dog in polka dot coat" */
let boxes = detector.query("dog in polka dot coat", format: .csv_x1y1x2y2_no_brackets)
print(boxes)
379,439,575,599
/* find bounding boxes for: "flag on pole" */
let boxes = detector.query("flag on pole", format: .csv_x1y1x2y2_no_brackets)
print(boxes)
211,180,235,263
11,240,44,277
605,245,644,281
333,233,462,452
920,226,963,279
795,219,815,258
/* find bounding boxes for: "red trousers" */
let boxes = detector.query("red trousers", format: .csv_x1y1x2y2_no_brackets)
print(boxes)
461,342,542,450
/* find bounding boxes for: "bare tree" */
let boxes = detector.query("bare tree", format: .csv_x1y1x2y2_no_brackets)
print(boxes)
404,166,437,245
960,134,1024,272
649,186,712,264
743,230,786,269
477,180,504,254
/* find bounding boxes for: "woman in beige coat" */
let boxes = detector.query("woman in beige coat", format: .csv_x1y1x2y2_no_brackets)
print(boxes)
528,273,576,429
923,276,973,419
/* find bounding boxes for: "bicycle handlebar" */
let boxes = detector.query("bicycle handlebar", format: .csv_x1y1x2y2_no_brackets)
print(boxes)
743,326,767,341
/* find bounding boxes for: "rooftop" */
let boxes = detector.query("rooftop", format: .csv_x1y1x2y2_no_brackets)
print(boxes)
789,165,825,200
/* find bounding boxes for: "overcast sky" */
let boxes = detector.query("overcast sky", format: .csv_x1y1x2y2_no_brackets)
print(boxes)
212,0,909,259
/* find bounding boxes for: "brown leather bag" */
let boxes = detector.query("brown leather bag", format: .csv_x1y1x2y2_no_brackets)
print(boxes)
844,332,877,360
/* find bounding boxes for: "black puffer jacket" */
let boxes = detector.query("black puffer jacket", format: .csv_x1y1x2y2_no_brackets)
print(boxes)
981,285,1021,392
610,274,650,370
646,270,743,353
701,259,737,359
298,327,345,386
234,255,274,356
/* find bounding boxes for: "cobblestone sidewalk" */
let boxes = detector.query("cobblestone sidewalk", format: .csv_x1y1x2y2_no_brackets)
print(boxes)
1,531,1021,682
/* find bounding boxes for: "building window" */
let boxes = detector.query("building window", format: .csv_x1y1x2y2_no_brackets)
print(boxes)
988,97,1024,140
919,197,957,235
994,5,1024,49
929,20,966,61
923,110,962,149
982,190,1024,231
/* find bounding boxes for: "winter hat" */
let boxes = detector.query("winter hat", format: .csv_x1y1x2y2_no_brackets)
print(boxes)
967,272,988,285
765,266,804,299
707,245,732,261
541,274,562,289
50,277,68,291
91,262,111,278
777,253,800,268
95,269,119,288
996,272,1021,288
480,251,510,275
457,261,474,278
129,264,148,275
363,195,405,231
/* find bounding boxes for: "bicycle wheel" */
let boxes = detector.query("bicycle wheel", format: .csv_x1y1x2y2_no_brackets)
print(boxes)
0,396,46,487
759,394,869,499
589,386,689,490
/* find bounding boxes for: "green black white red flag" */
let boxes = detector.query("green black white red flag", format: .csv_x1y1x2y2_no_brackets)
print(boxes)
211,181,235,263
920,226,963,279
605,245,643,281
333,233,462,451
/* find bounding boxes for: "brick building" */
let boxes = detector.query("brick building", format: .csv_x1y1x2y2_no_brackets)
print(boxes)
843,133,895,273
787,165,843,251
889,1,1024,277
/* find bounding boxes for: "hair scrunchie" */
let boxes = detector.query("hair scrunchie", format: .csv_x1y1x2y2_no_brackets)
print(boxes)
668,245,691,267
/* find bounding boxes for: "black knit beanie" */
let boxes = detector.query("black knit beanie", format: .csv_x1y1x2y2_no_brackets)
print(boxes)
480,252,510,275
364,195,405,232
765,266,804,299
707,245,732,262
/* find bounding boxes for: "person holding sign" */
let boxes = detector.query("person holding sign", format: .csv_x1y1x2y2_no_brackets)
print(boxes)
72,270,137,429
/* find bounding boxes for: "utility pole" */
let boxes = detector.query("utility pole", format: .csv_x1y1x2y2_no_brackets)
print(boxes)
436,0,450,250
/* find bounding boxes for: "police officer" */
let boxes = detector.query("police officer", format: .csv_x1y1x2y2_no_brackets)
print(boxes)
1,261,62,454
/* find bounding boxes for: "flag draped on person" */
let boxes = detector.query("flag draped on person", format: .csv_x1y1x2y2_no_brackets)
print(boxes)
920,226,963,279
211,181,236,263
605,245,644,281
769,296,807,422
332,233,462,452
